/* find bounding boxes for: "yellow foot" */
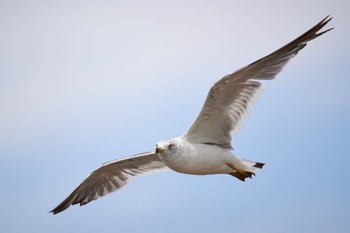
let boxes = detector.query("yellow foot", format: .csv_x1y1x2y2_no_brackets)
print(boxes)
226,163,255,182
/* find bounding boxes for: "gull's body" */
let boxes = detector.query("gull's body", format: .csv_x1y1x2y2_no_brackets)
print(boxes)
157,136,259,176
51,16,333,214
157,137,238,175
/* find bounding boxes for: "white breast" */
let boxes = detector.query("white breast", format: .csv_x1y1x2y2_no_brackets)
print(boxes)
159,138,239,175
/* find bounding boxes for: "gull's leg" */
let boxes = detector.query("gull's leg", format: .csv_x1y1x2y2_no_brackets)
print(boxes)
226,163,255,182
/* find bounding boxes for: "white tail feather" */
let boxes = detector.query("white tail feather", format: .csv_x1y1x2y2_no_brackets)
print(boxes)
241,159,265,171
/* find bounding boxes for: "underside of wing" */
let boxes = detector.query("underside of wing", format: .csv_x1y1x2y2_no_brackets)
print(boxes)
185,80,263,148
185,16,333,148
50,152,167,214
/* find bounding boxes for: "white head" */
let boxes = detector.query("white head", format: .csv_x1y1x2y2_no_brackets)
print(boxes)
155,138,181,156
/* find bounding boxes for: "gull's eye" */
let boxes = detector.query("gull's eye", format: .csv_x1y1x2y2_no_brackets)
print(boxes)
168,143,174,150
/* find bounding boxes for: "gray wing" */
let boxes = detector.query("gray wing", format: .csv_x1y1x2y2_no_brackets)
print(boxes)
185,16,333,149
50,152,167,214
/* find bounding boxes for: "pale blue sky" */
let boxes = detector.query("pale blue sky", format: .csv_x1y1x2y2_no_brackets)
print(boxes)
1,1,349,233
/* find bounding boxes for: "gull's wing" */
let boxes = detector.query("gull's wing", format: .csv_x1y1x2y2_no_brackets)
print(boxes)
50,152,167,214
185,16,333,149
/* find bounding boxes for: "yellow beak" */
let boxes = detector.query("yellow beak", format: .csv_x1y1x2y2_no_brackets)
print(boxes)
155,145,165,153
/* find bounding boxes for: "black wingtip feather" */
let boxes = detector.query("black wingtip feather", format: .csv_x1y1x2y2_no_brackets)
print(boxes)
253,162,265,169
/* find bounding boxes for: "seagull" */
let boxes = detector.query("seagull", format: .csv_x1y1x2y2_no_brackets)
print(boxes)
51,16,333,214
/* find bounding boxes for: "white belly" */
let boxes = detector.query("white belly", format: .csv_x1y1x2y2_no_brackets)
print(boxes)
159,142,241,175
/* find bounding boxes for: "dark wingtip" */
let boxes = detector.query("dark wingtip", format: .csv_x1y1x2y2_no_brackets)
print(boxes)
49,209,59,215
50,193,78,215
314,15,334,38
49,208,59,215
322,15,333,24
50,204,67,215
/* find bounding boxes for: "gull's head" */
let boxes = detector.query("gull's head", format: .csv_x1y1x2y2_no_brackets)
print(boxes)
155,139,180,156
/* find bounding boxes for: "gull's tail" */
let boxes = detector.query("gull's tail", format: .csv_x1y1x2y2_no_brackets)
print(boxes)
242,159,265,170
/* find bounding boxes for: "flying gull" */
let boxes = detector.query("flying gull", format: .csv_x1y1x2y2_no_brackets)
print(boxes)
51,16,333,214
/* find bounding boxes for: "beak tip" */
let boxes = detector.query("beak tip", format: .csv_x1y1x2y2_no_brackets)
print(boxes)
155,145,164,154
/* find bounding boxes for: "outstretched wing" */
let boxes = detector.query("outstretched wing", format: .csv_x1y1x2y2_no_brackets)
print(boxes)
185,16,333,149
50,152,167,214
